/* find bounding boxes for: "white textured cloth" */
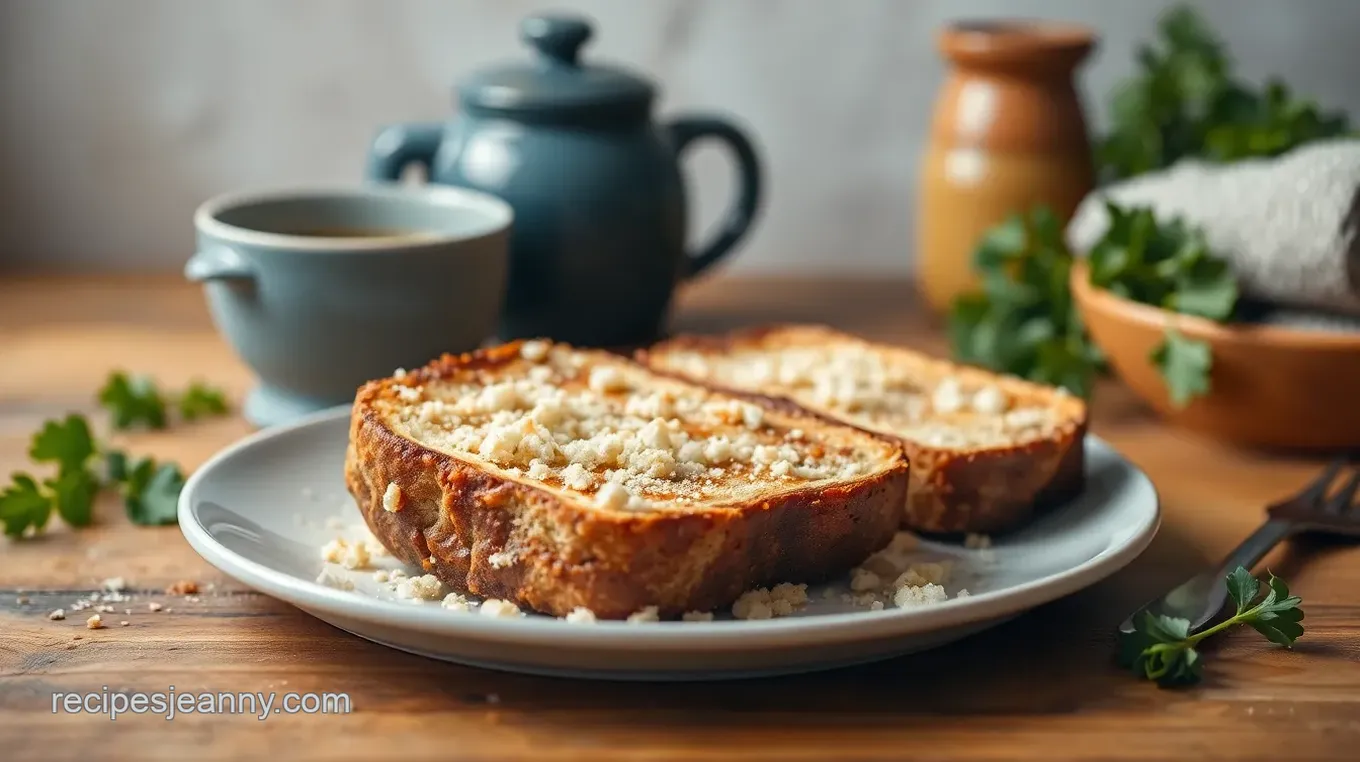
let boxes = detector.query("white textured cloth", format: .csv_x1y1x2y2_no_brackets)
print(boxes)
1066,140,1360,317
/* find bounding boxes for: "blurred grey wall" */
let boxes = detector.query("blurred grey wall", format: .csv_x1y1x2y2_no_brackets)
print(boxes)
1,0,1358,274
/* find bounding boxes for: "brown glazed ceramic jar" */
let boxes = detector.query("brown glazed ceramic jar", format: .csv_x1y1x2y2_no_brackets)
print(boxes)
918,21,1097,314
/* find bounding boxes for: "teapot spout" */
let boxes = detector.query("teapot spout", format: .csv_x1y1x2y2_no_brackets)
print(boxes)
366,122,445,182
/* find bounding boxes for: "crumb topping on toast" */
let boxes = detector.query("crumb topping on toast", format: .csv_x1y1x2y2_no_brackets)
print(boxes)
371,342,896,511
650,328,1080,450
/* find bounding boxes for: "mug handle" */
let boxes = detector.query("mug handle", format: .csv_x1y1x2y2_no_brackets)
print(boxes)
366,122,443,181
185,247,254,283
663,115,763,278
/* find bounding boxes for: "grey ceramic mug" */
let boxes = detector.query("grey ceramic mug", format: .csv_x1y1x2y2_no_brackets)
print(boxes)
187,185,512,427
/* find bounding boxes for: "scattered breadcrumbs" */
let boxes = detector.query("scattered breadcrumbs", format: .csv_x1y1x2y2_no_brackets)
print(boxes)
86,614,104,629
315,568,355,591
48,609,65,621
843,532,969,611
564,607,597,624
479,599,522,618
732,583,809,620
320,537,371,570
395,574,444,602
147,602,163,612
166,580,199,596
355,527,390,557
894,582,948,608
626,606,660,624
120,621,130,627
441,593,472,612
850,568,882,592
964,533,992,550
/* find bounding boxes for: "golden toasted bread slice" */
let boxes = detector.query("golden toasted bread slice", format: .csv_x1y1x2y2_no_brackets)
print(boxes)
643,325,1087,534
345,340,909,619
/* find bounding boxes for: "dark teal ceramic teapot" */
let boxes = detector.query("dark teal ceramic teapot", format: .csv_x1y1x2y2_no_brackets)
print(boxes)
366,13,763,346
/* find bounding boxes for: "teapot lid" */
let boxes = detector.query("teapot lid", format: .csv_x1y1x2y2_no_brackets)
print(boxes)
458,14,654,123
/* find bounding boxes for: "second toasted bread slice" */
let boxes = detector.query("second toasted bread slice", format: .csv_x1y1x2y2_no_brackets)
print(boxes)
643,325,1087,534
345,340,909,619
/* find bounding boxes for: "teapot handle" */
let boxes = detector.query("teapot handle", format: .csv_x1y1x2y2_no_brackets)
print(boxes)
366,122,443,182
664,116,763,278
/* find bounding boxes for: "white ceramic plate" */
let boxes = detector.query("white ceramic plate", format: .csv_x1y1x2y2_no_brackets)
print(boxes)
179,407,1159,680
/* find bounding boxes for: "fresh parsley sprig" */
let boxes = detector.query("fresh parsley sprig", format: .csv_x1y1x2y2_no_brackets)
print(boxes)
1,419,188,537
951,5,1352,400
0,476,56,538
2,414,101,537
99,372,169,430
98,373,231,429
118,455,186,526
948,207,1104,398
948,201,1237,405
0,372,227,538
1098,5,1354,182
1119,566,1304,687
1087,203,1238,407
178,381,230,421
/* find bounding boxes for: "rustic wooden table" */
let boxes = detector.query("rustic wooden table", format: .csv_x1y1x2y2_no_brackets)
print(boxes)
2,275,1358,761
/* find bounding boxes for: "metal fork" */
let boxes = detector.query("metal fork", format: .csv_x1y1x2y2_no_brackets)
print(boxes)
1119,458,1360,634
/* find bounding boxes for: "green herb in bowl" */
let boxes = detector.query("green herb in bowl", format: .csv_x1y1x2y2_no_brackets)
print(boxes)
1085,203,1238,406
948,3,1355,405
948,206,1104,398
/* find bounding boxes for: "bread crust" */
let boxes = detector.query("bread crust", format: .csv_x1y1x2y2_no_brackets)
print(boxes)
345,344,910,619
641,325,1087,534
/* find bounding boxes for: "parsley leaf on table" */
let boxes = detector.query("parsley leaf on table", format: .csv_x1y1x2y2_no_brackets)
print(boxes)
177,381,230,421
7,415,102,534
1119,566,1304,688
29,414,96,474
104,448,130,485
98,372,168,430
0,475,52,538
122,458,185,526
44,468,99,527
5,371,218,539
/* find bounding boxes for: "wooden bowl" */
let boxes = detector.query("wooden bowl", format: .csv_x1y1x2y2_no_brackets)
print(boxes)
1070,261,1360,450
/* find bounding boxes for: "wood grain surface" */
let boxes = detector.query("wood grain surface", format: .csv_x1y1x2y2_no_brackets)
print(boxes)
2,275,1358,762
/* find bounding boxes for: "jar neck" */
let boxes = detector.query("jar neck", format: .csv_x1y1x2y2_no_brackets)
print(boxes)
938,21,1095,78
